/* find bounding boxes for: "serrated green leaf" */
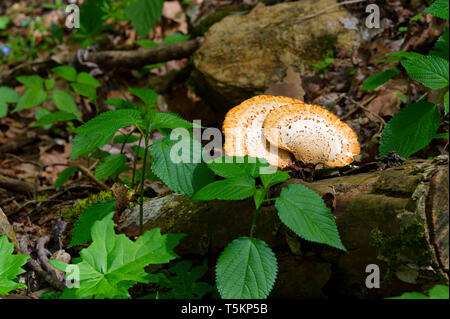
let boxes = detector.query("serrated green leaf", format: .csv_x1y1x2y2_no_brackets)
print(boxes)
146,110,196,131
113,134,139,144
380,101,441,157
33,111,78,127
402,56,449,89
54,166,78,189
94,154,126,180
44,78,56,91
0,86,20,103
50,216,184,299
206,156,269,179
77,72,101,88
12,87,47,112
362,67,400,90
105,98,135,109
128,87,158,105
260,170,290,188
216,237,277,299
79,0,108,35
163,33,190,45
125,0,164,38
430,28,449,60
69,201,115,247
135,39,158,48
192,177,256,201
0,235,29,295
150,136,215,196
72,109,142,135
70,133,113,160
71,82,97,101
52,90,81,119
51,65,77,82
425,0,449,20
16,75,43,88
275,183,346,251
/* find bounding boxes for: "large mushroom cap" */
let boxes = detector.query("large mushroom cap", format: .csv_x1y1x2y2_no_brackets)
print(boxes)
263,102,360,167
222,95,300,168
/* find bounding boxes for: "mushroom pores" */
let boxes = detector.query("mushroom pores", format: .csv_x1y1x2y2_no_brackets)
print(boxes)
222,95,360,168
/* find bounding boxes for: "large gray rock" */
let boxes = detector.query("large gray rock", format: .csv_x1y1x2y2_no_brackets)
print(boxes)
192,0,357,112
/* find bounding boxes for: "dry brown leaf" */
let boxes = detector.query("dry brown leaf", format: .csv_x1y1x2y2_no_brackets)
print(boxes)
264,67,305,101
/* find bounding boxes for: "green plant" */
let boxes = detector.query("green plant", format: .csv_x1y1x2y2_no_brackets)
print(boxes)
387,284,449,299
191,156,346,298
362,0,449,158
0,235,29,296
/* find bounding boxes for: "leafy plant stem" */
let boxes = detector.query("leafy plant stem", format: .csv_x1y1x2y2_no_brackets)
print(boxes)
138,134,150,235
132,135,143,188
249,208,260,240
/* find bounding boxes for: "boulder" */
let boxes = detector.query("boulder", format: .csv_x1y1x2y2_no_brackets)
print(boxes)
191,0,357,112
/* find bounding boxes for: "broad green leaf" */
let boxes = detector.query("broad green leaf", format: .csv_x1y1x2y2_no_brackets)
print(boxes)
0,101,7,118
16,75,43,88
206,156,270,179
402,56,449,89
51,65,77,82
0,86,19,103
125,0,164,38
0,235,29,295
113,134,139,144
13,87,47,112
0,16,10,29
52,90,81,119
70,133,113,160
33,111,78,127
44,78,56,91
260,170,290,188
430,28,449,60
128,87,158,105
69,201,116,247
71,82,97,101
253,188,267,210
79,0,108,35
146,110,196,131
425,0,449,20
50,216,184,299
151,136,215,197
72,109,142,135
275,183,346,251
362,67,400,90
216,237,277,299
380,101,441,157
163,33,190,45
105,98,135,109
428,285,449,299
191,177,256,201
444,91,449,115
77,72,101,88
54,166,78,189
94,154,126,180
135,39,158,48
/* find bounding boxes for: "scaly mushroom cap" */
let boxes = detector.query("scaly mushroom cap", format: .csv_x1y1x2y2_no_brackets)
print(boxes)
263,102,360,167
222,95,299,168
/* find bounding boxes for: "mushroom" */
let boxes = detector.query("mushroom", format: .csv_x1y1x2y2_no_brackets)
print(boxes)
263,102,360,167
222,95,301,168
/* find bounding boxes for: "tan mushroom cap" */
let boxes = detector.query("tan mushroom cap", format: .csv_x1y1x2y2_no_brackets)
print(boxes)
222,95,299,168
263,102,360,167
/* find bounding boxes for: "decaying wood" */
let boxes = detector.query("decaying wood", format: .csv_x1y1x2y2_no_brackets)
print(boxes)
0,174,35,193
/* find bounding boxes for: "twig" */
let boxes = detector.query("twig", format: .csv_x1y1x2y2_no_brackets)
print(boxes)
345,96,387,126
341,94,377,120
77,164,110,191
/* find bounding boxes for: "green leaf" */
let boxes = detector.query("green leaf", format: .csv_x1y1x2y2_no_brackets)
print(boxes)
94,154,126,180
79,0,108,35
380,101,441,157
54,166,78,189
128,87,158,105
70,110,141,159
275,183,346,251
105,98,135,109
52,90,81,119
33,111,78,127
163,33,190,45
50,216,184,299
150,136,215,197
428,285,449,299
0,16,10,30
425,0,449,20
125,0,164,38
216,237,277,299
69,201,116,247
362,67,400,90
16,75,43,88
260,170,290,188
206,156,270,179
135,40,158,48
444,91,449,115
12,87,47,112
253,188,267,210
388,291,429,299
144,260,213,299
0,86,20,103
77,72,101,88
146,110,196,131
0,101,7,118
113,134,139,144
402,56,449,89
71,82,97,101
192,177,256,201
430,28,449,60
51,65,77,82
0,235,29,295
44,78,56,91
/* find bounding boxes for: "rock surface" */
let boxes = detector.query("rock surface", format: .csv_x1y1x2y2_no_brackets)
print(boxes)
121,157,449,298
192,0,357,112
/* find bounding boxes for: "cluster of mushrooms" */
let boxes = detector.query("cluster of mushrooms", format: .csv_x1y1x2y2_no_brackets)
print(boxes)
222,95,360,169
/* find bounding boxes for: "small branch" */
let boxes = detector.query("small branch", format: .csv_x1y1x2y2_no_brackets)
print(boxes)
77,165,110,191
0,174,35,193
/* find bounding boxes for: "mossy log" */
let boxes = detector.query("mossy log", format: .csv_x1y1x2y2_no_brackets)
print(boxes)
121,157,449,298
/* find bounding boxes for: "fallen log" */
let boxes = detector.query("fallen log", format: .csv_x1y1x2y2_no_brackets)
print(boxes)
120,156,449,298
